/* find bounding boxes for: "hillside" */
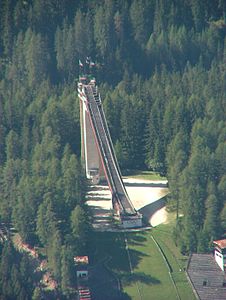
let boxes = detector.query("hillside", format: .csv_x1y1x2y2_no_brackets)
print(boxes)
0,0,225,298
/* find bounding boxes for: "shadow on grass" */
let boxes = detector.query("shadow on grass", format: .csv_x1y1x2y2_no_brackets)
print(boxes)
88,182,109,190
120,292,132,299
121,271,161,285
125,247,150,272
89,205,112,214
126,231,148,246
90,232,148,272
91,232,153,270
86,195,111,201
89,231,160,299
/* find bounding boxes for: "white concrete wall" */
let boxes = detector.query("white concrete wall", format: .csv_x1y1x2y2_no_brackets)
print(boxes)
214,250,224,271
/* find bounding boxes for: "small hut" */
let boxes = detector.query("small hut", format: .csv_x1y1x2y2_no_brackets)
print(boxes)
74,256,89,279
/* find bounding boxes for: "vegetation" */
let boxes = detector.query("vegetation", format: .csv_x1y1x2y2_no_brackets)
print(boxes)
0,0,225,298
0,241,38,299
125,170,166,181
92,213,196,300
151,214,195,299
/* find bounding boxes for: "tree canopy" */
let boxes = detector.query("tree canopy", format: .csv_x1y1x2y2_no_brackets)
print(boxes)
0,0,225,296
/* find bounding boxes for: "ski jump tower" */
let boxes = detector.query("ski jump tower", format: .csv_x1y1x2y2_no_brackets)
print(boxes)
78,74,142,228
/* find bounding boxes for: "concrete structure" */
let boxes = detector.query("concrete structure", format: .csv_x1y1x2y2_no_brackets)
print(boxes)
78,76,142,228
79,78,104,184
213,239,226,272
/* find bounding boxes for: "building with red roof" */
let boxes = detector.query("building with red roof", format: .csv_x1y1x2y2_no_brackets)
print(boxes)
213,239,226,271
74,256,89,265
74,256,89,279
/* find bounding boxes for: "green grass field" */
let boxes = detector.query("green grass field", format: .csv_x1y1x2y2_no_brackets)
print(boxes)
125,170,166,181
90,171,195,299
123,213,196,300
150,214,196,300
124,231,177,300
91,213,196,300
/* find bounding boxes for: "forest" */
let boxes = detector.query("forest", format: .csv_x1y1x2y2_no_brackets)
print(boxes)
0,0,225,298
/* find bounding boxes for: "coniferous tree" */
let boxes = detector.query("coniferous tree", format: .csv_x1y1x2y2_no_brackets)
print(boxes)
5,130,20,160
36,194,58,245
70,205,91,253
0,2,225,294
32,287,42,300
204,194,220,241
47,229,62,281
220,204,226,232
61,245,74,296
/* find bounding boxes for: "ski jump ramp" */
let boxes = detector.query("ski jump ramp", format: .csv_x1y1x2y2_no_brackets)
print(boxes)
78,76,142,228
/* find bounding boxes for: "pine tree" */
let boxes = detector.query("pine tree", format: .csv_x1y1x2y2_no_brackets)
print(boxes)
63,154,85,213
61,245,74,296
32,287,42,300
25,30,50,87
130,0,151,46
13,176,37,243
47,229,62,281
70,205,91,253
5,130,20,160
204,194,220,241
55,25,65,74
220,204,226,231
190,0,205,31
13,0,29,32
21,117,31,160
74,9,94,60
36,194,58,245
1,0,14,57
0,159,22,222
0,124,6,164
94,0,117,78
153,0,166,34
218,175,226,202
0,242,16,298
120,95,145,169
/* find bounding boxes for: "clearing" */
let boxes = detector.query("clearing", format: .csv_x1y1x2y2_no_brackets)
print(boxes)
88,172,196,299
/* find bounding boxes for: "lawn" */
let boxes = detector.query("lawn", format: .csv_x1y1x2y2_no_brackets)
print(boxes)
91,213,196,300
125,170,166,181
124,231,177,300
124,212,196,300
149,213,196,300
